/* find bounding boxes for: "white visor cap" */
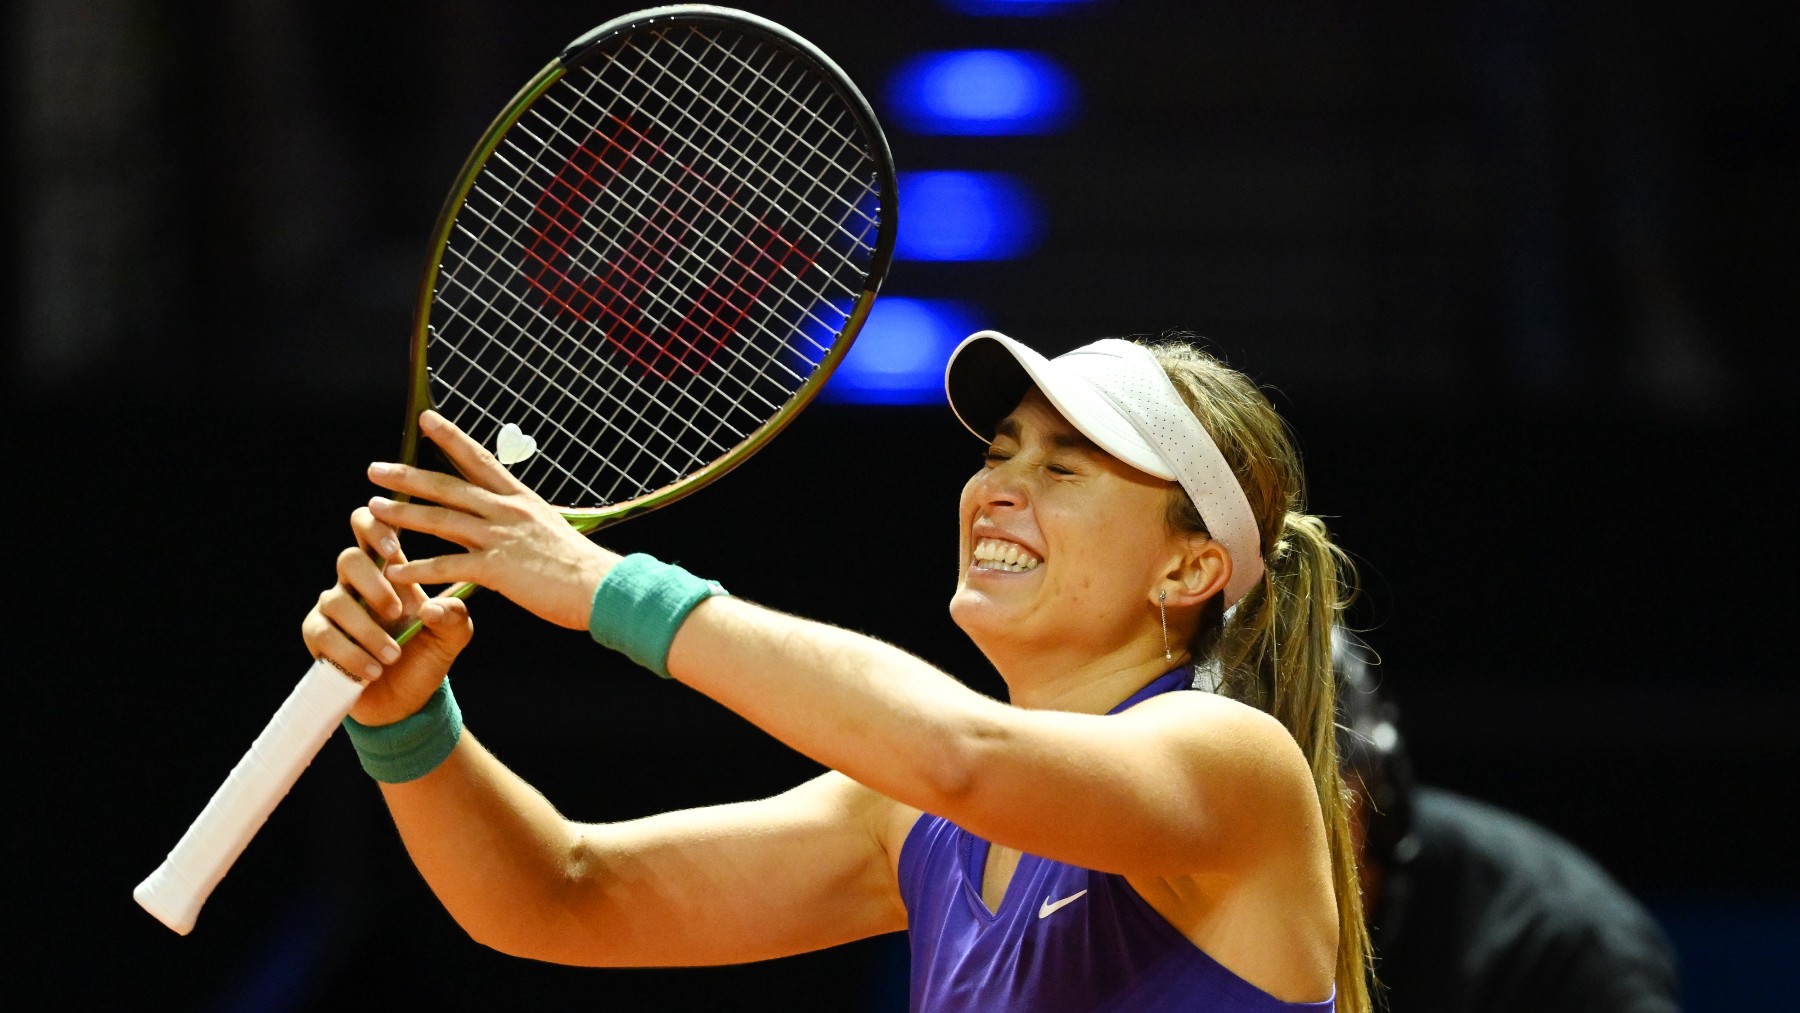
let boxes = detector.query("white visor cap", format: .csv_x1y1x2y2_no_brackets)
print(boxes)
943,330,1265,606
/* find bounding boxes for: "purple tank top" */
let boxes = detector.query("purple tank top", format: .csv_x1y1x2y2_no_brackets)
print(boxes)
896,668,1336,1012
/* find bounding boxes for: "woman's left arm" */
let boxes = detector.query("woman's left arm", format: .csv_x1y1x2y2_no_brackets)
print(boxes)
667,595,1317,879
372,411,1317,881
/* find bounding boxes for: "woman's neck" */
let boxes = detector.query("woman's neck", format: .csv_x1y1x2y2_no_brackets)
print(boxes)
991,644,1188,714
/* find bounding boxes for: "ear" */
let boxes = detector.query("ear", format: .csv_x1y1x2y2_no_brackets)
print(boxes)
1155,534,1231,609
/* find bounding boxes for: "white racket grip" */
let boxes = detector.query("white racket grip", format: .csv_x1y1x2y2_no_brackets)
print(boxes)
134,658,366,934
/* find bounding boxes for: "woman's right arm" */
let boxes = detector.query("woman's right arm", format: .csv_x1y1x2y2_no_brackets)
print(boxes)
303,509,911,967
380,745,908,966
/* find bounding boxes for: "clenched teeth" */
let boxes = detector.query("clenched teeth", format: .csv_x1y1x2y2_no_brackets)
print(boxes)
972,537,1042,572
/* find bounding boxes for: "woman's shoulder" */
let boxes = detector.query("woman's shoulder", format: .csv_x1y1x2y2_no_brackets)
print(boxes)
1119,687,1313,774
1114,688,1325,872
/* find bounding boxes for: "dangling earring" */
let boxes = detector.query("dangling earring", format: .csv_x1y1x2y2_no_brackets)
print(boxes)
1159,590,1173,662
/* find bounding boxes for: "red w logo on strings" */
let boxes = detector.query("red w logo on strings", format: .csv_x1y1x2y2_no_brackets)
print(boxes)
521,116,818,379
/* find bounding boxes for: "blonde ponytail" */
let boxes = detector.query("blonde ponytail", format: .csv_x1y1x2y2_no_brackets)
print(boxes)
1222,513,1370,1013
1149,339,1373,1013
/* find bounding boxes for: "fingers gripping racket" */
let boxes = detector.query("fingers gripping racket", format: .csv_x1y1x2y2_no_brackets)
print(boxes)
135,5,896,934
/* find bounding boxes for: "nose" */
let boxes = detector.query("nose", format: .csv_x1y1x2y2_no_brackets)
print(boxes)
970,455,1028,511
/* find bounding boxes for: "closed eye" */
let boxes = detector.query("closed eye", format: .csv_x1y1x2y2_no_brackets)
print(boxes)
984,450,1078,476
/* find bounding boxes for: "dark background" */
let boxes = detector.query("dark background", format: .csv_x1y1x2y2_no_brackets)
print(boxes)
6,0,1794,1009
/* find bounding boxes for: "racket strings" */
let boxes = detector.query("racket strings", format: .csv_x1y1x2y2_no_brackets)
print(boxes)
471,113,781,392
553,27,876,333
508,117,801,394
600,29,877,273
434,223,768,495
435,208,769,506
522,106,819,383
446,31,846,413
478,31,856,386
427,21,883,510
579,28,872,269
529,44,860,359
429,313,701,490
444,119,797,491
474,106,786,397
439,183,770,480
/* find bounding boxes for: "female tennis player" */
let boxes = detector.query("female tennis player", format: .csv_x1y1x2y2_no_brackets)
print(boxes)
303,330,1371,1012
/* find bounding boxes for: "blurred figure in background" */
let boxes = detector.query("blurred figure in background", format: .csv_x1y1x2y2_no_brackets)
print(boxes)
1334,631,1681,1012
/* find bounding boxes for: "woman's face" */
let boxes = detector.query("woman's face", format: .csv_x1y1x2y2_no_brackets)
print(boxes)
950,387,1191,662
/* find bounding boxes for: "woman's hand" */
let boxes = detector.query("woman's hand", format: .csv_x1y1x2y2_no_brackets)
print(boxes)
301,505,475,727
364,410,618,632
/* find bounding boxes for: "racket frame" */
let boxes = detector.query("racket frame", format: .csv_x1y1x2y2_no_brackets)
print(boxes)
399,3,896,539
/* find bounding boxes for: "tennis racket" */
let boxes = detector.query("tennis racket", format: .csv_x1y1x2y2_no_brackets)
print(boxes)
134,4,896,935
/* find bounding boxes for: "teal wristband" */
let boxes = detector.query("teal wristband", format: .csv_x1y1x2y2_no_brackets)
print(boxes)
589,553,729,679
341,679,464,783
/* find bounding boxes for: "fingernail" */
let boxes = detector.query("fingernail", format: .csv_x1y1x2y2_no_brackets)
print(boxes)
380,538,399,558
363,662,383,680
370,496,394,509
369,462,395,477
379,645,401,664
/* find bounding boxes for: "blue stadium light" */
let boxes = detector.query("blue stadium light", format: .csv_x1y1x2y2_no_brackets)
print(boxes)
889,50,1076,135
942,0,1098,15
895,171,1042,261
823,297,980,405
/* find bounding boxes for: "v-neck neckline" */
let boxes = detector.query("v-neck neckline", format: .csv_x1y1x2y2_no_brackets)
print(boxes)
965,833,1020,920
973,838,1027,917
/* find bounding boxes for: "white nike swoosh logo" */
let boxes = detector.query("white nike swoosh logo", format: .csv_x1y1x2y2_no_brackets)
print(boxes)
1038,889,1089,919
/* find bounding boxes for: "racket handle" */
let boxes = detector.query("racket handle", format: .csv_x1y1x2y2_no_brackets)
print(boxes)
134,658,365,934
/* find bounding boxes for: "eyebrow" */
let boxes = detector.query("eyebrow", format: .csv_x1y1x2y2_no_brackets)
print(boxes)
993,415,1101,454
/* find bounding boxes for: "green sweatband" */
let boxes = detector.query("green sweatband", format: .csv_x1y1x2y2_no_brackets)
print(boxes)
589,553,729,679
341,678,464,783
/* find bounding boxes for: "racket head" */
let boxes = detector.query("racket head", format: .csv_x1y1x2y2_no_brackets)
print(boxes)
400,5,897,532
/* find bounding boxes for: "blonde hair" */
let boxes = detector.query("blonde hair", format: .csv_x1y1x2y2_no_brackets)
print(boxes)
1147,337,1373,1013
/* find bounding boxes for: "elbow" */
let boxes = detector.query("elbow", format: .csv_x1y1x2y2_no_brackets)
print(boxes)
463,919,530,960
455,896,558,961
452,832,600,962
454,901,530,958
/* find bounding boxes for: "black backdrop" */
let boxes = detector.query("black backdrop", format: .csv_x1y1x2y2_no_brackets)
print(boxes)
6,1,1795,1009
